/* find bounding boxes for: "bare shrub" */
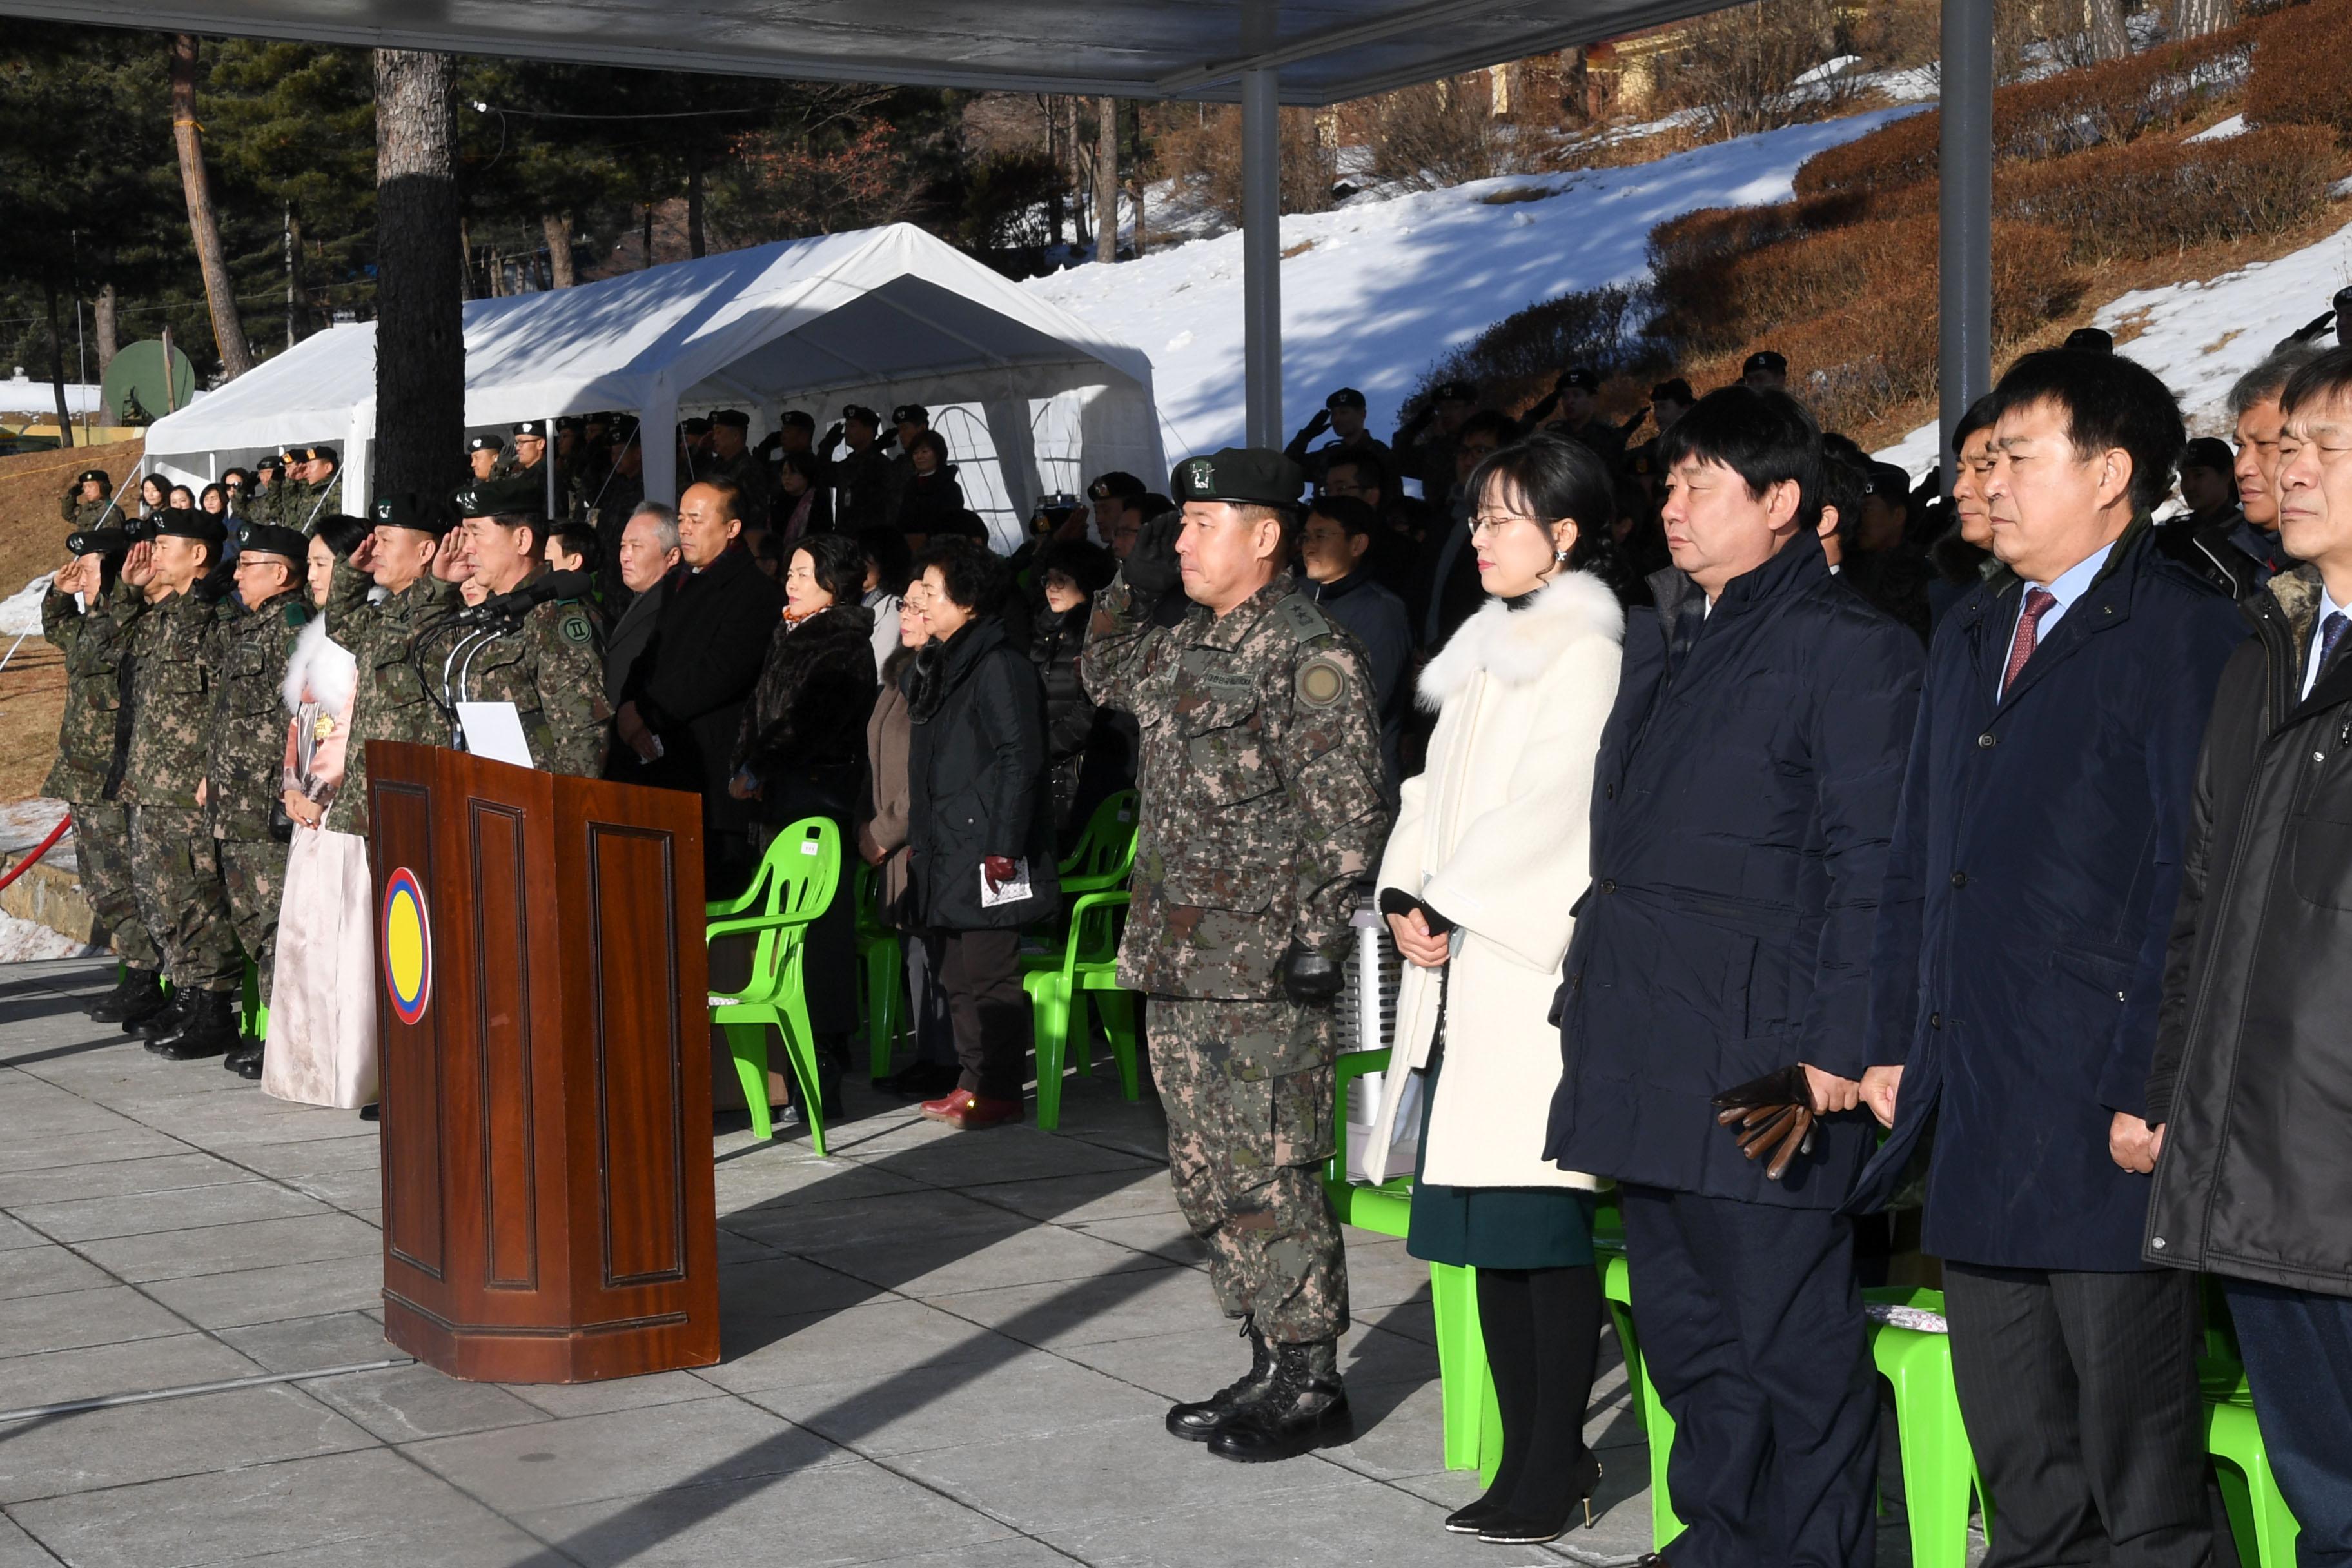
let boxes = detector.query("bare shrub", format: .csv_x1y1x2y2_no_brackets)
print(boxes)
2246,0,2352,141
1661,0,1872,141
1995,122,2337,257
1150,104,1335,222
1405,284,1663,422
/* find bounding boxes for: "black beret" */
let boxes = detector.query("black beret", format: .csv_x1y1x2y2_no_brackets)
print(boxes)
1170,447,1307,509
1433,379,1478,404
513,419,548,438
1559,367,1601,393
467,434,504,454
235,521,310,562
1742,349,1788,376
679,416,712,436
554,415,585,433
711,409,750,429
150,507,226,548
256,456,285,475
891,403,929,426
1863,462,1912,499
453,473,547,518
778,410,816,432
369,491,447,535
2064,327,2115,354
842,404,881,426
75,468,109,487
2180,436,2235,475
307,444,339,464
1088,471,1148,503
1324,387,1367,411
1651,378,1695,404
607,415,640,443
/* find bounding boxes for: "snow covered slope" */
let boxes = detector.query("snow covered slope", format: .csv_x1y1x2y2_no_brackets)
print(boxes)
1025,106,1921,460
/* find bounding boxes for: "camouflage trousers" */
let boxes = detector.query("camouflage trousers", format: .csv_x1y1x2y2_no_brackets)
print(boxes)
127,806,239,993
68,799,158,969
1146,996,1349,1344
217,837,288,1007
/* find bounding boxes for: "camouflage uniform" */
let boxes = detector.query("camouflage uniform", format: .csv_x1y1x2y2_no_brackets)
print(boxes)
828,444,896,531
59,489,124,531
435,576,611,775
322,558,462,838
117,585,240,994
204,589,311,1005
42,578,157,968
271,473,340,533
1081,569,1391,1342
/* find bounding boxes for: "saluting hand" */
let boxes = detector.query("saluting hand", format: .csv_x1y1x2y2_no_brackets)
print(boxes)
120,541,155,588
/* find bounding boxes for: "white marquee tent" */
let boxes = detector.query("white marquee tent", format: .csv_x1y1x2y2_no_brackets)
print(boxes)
142,222,1166,541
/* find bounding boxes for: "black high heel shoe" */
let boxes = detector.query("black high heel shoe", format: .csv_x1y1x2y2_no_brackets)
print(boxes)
1441,1494,1505,1536
1476,1449,1603,1545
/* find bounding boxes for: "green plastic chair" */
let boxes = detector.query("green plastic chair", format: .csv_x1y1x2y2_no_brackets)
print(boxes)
853,861,904,1078
2199,1357,2302,1568
1021,890,1141,1129
706,818,840,1153
1057,789,1141,899
240,957,268,1041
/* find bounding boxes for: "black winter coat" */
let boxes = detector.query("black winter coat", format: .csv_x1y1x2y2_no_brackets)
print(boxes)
905,616,1061,930
1544,531,1925,1208
620,544,785,828
1030,603,1097,825
2144,567,2352,1295
896,466,967,539
1847,524,2248,1270
732,603,878,824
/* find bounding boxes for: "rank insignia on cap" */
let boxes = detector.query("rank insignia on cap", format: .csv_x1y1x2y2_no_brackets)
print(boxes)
1296,654,1349,710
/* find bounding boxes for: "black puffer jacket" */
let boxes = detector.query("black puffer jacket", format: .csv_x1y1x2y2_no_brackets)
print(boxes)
731,602,877,824
896,465,967,539
1030,602,1097,828
905,616,1061,930
2144,565,2352,1295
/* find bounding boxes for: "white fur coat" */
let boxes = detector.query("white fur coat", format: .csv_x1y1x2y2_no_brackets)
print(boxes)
1364,569,1624,1189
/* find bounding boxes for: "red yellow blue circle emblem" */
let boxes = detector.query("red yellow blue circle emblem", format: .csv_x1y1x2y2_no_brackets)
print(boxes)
380,868,432,1025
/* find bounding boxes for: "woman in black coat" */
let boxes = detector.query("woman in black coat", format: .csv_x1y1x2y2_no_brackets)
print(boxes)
905,538,1059,1129
730,531,879,1117
1028,540,1117,836
895,431,966,542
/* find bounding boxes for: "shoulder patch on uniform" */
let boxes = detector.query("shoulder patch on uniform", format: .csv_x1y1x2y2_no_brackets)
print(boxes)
558,609,593,645
1295,653,1351,710
281,602,311,629
1275,594,1331,643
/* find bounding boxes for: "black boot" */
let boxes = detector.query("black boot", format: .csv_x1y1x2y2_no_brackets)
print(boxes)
1166,1319,1274,1441
222,1042,265,1080
89,967,161,1023
1477,1262,1607,1544
1446,1268,1540,1534
134,988,190,1045
1206,1338,1352,1462
152,990,239,1060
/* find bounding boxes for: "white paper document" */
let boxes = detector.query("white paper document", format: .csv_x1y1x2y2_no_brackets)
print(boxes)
979,858,1034,909
455,701,536,769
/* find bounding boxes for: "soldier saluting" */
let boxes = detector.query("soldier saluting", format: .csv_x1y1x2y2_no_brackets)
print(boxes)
324,494,462,839
60,467,123,531
1082,447,1391,1462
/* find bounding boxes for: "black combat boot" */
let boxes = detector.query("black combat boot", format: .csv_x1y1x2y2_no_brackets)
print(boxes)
222,1041,265,1080
134,988,190,1045
1166,1318,1274,1441
88,966,161,1023
1206,1338,1352,1462
152,990,239,1060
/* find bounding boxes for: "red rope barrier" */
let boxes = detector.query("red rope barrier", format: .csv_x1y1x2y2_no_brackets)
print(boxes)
0,818,70,895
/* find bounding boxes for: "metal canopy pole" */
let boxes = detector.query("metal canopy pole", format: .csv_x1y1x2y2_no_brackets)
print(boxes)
1939,0,1994,493
1241,66,1282,450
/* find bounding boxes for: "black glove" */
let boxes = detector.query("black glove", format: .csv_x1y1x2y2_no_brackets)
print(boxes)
1122,513,1184,602
1280,938,1344,1006
820,422,845,453
2289,309,2335,346
1304,408,1332,437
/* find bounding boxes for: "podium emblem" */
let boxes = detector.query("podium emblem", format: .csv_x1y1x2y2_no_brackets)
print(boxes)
381,867,433,1024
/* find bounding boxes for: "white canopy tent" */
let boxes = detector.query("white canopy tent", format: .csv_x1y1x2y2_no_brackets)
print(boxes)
141,222,1164,540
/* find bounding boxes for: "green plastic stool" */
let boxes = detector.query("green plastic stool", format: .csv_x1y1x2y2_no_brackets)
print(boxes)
1021,890,1140,1130
2203,1367,2302,1568
852,863,903,1079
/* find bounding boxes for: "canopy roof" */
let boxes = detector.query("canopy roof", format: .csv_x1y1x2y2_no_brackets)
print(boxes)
142,222,1164,518
0,0,1732,104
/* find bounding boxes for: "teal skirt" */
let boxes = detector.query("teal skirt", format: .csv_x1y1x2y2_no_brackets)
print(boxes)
1403,1048,1597,1271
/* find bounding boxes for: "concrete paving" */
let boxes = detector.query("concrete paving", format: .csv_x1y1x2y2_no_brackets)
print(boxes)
0,957,1939,1567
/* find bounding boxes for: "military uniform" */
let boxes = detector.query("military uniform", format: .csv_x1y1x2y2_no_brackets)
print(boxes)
434,576,611,774
322,545,462,839
117,577,240,997
59,471,123,533
204,562,311,1009
43,574,156,970
1081,494,1389,1348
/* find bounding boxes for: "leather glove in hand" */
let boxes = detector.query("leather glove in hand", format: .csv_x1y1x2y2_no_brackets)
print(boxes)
1279,939,1344,1006
1122,513,1185,602
983,854,1019,894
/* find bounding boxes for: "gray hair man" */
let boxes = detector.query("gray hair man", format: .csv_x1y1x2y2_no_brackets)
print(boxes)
604,500,680,710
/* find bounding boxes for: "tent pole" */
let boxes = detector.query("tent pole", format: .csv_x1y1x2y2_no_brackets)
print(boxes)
546,415,558,520
1939,0,1993,493
1240,66,1282,451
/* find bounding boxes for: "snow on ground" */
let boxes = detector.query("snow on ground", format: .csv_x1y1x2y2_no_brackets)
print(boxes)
1025,104,1921,460
0,910,99,962
1876,218,2352,478
0,574,52,638
2186,113,2247,142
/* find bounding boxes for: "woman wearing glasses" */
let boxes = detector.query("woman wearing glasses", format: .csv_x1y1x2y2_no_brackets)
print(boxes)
1363,432,1629,1544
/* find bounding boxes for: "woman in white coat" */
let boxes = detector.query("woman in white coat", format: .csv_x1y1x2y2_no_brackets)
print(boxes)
1364,433,1627,1545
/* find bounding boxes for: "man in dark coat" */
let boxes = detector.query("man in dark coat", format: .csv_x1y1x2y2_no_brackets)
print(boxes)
1849,349,2247,1568
1544,386,1923,1568
1412,410,1514,654
602,502,677,710
2142,346,2352,1565
614,476,784,899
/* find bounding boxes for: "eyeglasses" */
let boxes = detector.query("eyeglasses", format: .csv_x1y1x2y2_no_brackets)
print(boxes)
1467,511,1560,538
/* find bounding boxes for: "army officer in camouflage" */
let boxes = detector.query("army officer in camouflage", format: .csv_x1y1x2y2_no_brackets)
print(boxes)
1082,446,1390,1464
60,468,124,531
431,475,609,773
324,495,462,838
202,524,314,1080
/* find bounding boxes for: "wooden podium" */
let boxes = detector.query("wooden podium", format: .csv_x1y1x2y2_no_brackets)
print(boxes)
366,741,719,1382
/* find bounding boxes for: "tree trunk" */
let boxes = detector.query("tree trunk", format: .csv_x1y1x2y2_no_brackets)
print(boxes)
458,219,473,301
1562,46,1590,124
170,35,253,380
1092,96,1120,262
1068,99,1088,248
2173,0,2233,37
686,145,707,259
43,279,73,449
2085,0,2130,61
1044,96,1064,247
94,283,119,377
640,202,654,268
374,48,463,505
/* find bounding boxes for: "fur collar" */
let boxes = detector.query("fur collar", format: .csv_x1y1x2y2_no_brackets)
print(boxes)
1416,569,1623,712
281,614,356,715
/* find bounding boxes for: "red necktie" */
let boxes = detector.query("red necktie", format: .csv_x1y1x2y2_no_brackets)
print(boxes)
2002,587,2057,698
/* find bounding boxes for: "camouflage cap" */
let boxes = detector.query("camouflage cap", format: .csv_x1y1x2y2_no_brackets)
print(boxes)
453,473,547,519
370,491,447,535
150,506,227,548
235,521,310,562
1170,448,1307,509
